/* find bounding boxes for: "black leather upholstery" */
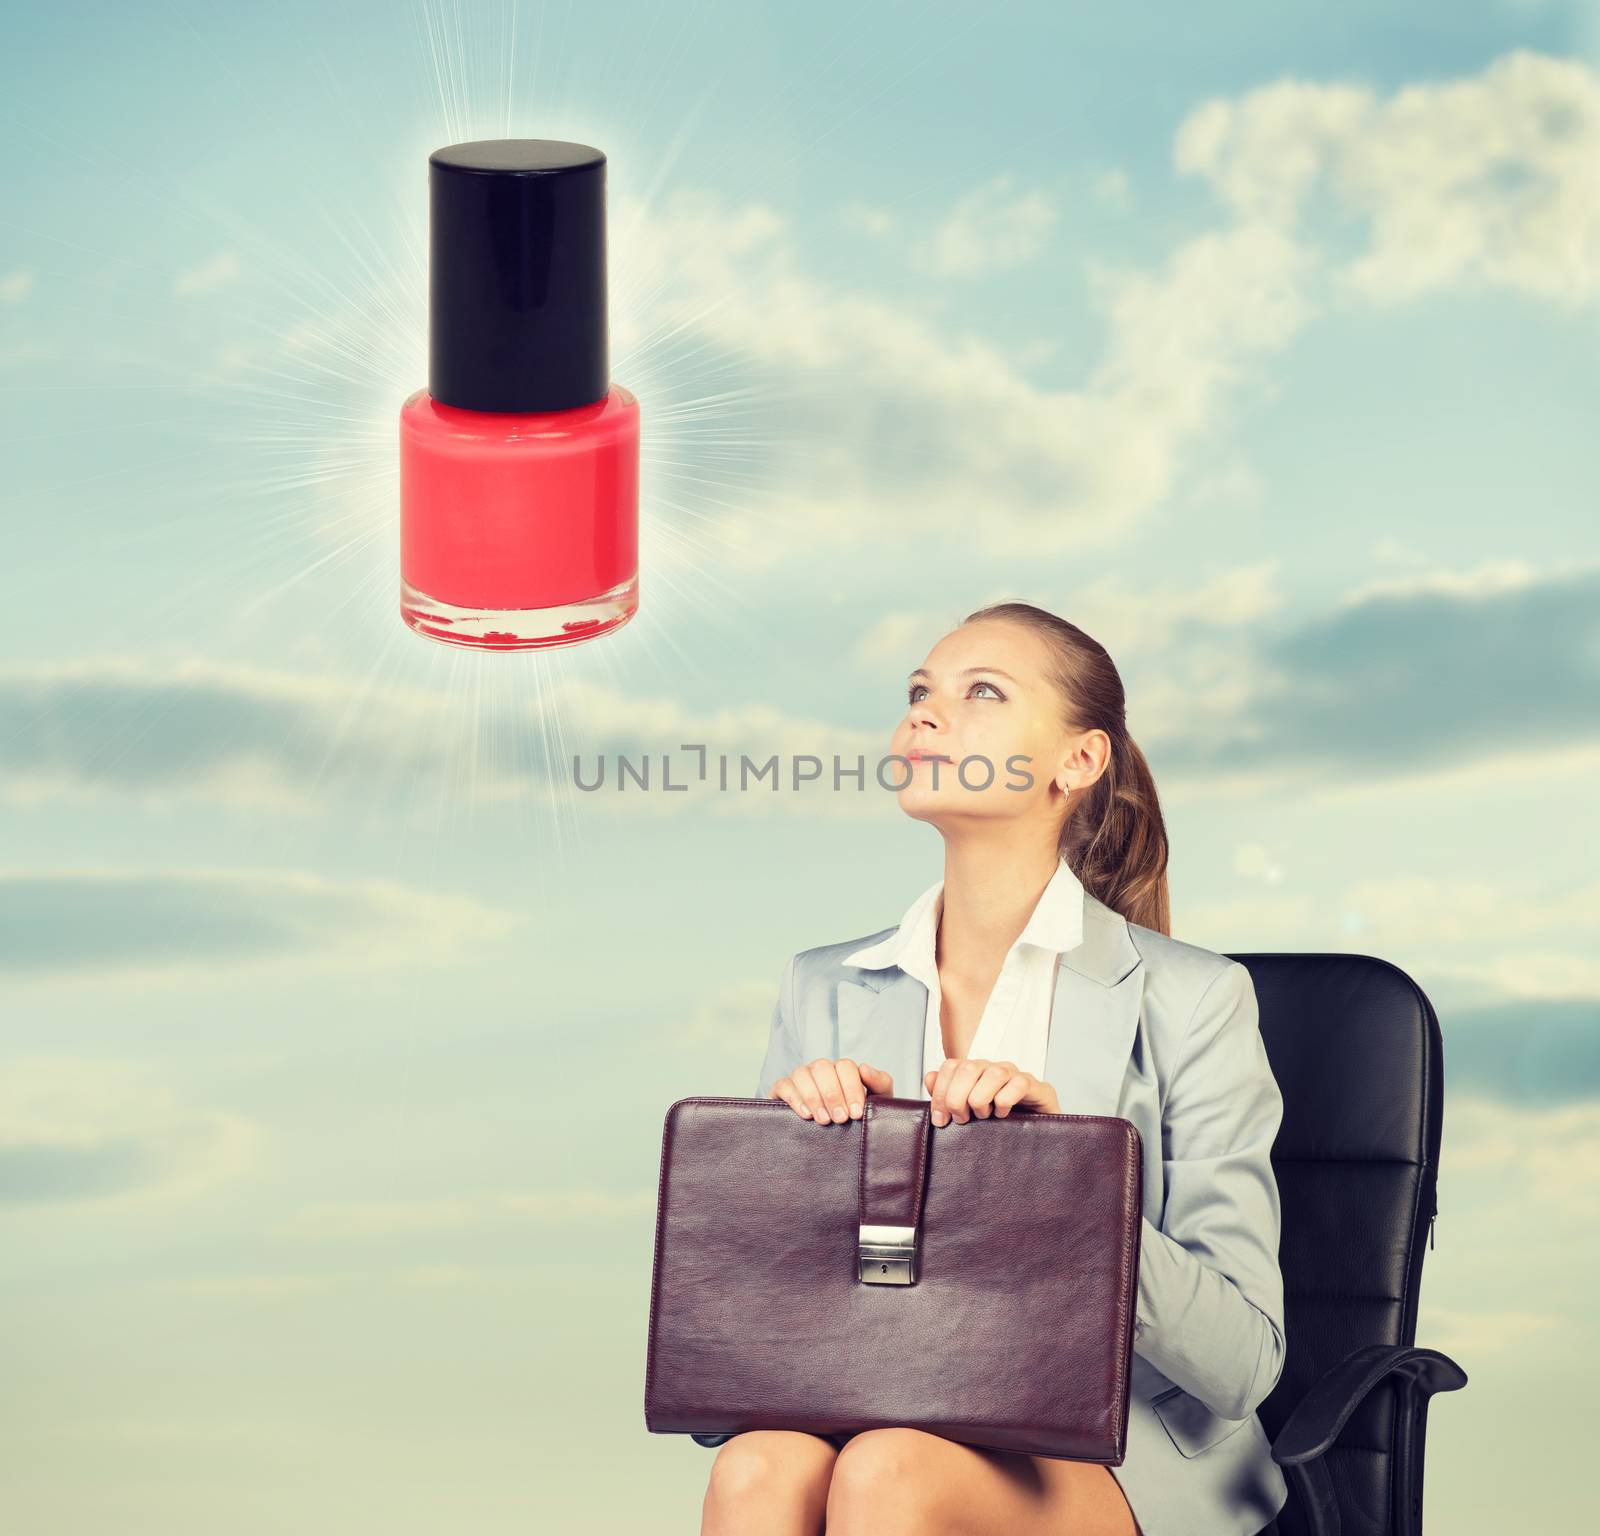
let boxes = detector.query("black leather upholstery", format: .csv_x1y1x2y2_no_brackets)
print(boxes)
1233,952,1467,1536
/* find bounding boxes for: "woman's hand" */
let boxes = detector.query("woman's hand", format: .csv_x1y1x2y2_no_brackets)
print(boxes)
924,1059,1061,1126
767,1057,895,1122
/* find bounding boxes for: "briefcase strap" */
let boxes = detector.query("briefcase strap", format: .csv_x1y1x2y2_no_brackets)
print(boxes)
857,1100,932,1286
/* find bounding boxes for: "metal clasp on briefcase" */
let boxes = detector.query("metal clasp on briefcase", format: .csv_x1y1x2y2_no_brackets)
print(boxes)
857,1221,918,1284
855,1098,932,1285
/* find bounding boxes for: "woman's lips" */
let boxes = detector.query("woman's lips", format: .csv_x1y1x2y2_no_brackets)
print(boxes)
907,749,953,763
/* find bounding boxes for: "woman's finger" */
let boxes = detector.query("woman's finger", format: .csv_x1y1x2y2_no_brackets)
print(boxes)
966,1063,1015,1119
859,1060,895,1097
990,1072,1034,1117
943,1060,988,1123
770,1078,812,1118
805,1057,849,1124
928,1058,979,1126
785,1063,829,1121
834,1058,867,1119
768,1074,809,1118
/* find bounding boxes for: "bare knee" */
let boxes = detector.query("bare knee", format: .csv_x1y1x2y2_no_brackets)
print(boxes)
832,1426,938,1487
705,1435,779,1505
702,1431,835,1535
827,1428,942,1532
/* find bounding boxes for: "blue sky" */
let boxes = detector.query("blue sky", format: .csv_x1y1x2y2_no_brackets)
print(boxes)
2,1,1598,1530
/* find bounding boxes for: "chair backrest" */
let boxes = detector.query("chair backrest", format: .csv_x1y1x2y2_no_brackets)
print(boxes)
1229,952,1444,1536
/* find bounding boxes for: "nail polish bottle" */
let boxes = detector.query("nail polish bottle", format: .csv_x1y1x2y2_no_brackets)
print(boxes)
400,139,639,650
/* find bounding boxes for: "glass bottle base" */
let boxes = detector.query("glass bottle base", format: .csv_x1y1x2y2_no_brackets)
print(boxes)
400,575,638,651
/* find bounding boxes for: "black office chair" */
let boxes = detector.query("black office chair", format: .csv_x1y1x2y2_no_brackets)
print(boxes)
1235,951,1467,1536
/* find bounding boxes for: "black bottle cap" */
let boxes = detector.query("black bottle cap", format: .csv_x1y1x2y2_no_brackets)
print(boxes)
428,139,610,414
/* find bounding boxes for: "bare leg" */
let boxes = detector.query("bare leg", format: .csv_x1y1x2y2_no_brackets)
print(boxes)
825,1427,1140,1536
700,1430,840,1536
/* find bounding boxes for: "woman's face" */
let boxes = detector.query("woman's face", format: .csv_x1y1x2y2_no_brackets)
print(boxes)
890,619,1084,830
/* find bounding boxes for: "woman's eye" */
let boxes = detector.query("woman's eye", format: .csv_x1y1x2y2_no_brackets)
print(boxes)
906,680,1005,704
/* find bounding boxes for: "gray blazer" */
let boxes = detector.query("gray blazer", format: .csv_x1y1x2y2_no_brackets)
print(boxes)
756,887,1289,1536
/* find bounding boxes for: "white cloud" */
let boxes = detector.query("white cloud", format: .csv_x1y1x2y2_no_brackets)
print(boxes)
1232,842,1288,886
1339,875,1600,949
1092,168,1133,211
0,1058,257,1206
852,610,963,668
173,252,242,297
849,563,1283,679
1084,221,1314,440
839,199,896,239
1447,1093,1600,1218
0,866,521,984
162,1271,348,1298
4,554,1588,827
1178,869,1600,978
88,1413,284,1444
1175,49,1600,304
1424,950,1600,1001
679,978,780,1058
1181,455,1264,511
1418,1303,1562,1357
280,1187,653,1238
1339,556,1544,605
1,269,35,302
0,341,56,366
155,1262,568,1297
1172,891,1318,950
0,654,539,812
1068,560,1286,653
615,184,1318,558
392,1264,548,1290
233,50,1597,586
1369,535,1431,566
0,654,891,820
841,177,1060,274
921,173,1057,276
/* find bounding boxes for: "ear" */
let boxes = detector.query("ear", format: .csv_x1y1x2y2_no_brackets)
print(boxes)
1047,748,1077,797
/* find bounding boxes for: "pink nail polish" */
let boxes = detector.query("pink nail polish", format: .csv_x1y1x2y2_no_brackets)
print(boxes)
400,139,639,650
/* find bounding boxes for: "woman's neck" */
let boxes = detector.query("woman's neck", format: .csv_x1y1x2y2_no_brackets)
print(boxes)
935,836,1060,987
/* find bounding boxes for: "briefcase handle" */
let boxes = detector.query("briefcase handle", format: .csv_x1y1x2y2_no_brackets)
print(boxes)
856,1097,932,1287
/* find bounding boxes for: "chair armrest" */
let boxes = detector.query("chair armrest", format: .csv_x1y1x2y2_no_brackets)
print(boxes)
1267,1343,1467,1536
1272,1343,1468,1465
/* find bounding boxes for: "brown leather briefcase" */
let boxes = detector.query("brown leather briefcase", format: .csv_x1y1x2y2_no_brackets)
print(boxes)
644,1092,1143,1463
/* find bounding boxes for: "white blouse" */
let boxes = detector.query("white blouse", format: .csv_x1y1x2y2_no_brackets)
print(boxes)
841,856,1086,1099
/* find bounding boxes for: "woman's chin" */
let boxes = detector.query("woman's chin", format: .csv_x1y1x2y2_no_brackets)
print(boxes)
896,784,955,821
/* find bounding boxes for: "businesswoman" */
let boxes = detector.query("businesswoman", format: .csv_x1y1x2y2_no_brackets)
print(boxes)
698,602,1289,1536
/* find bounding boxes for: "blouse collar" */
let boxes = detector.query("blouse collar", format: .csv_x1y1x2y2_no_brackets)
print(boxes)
842,856,1087,982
